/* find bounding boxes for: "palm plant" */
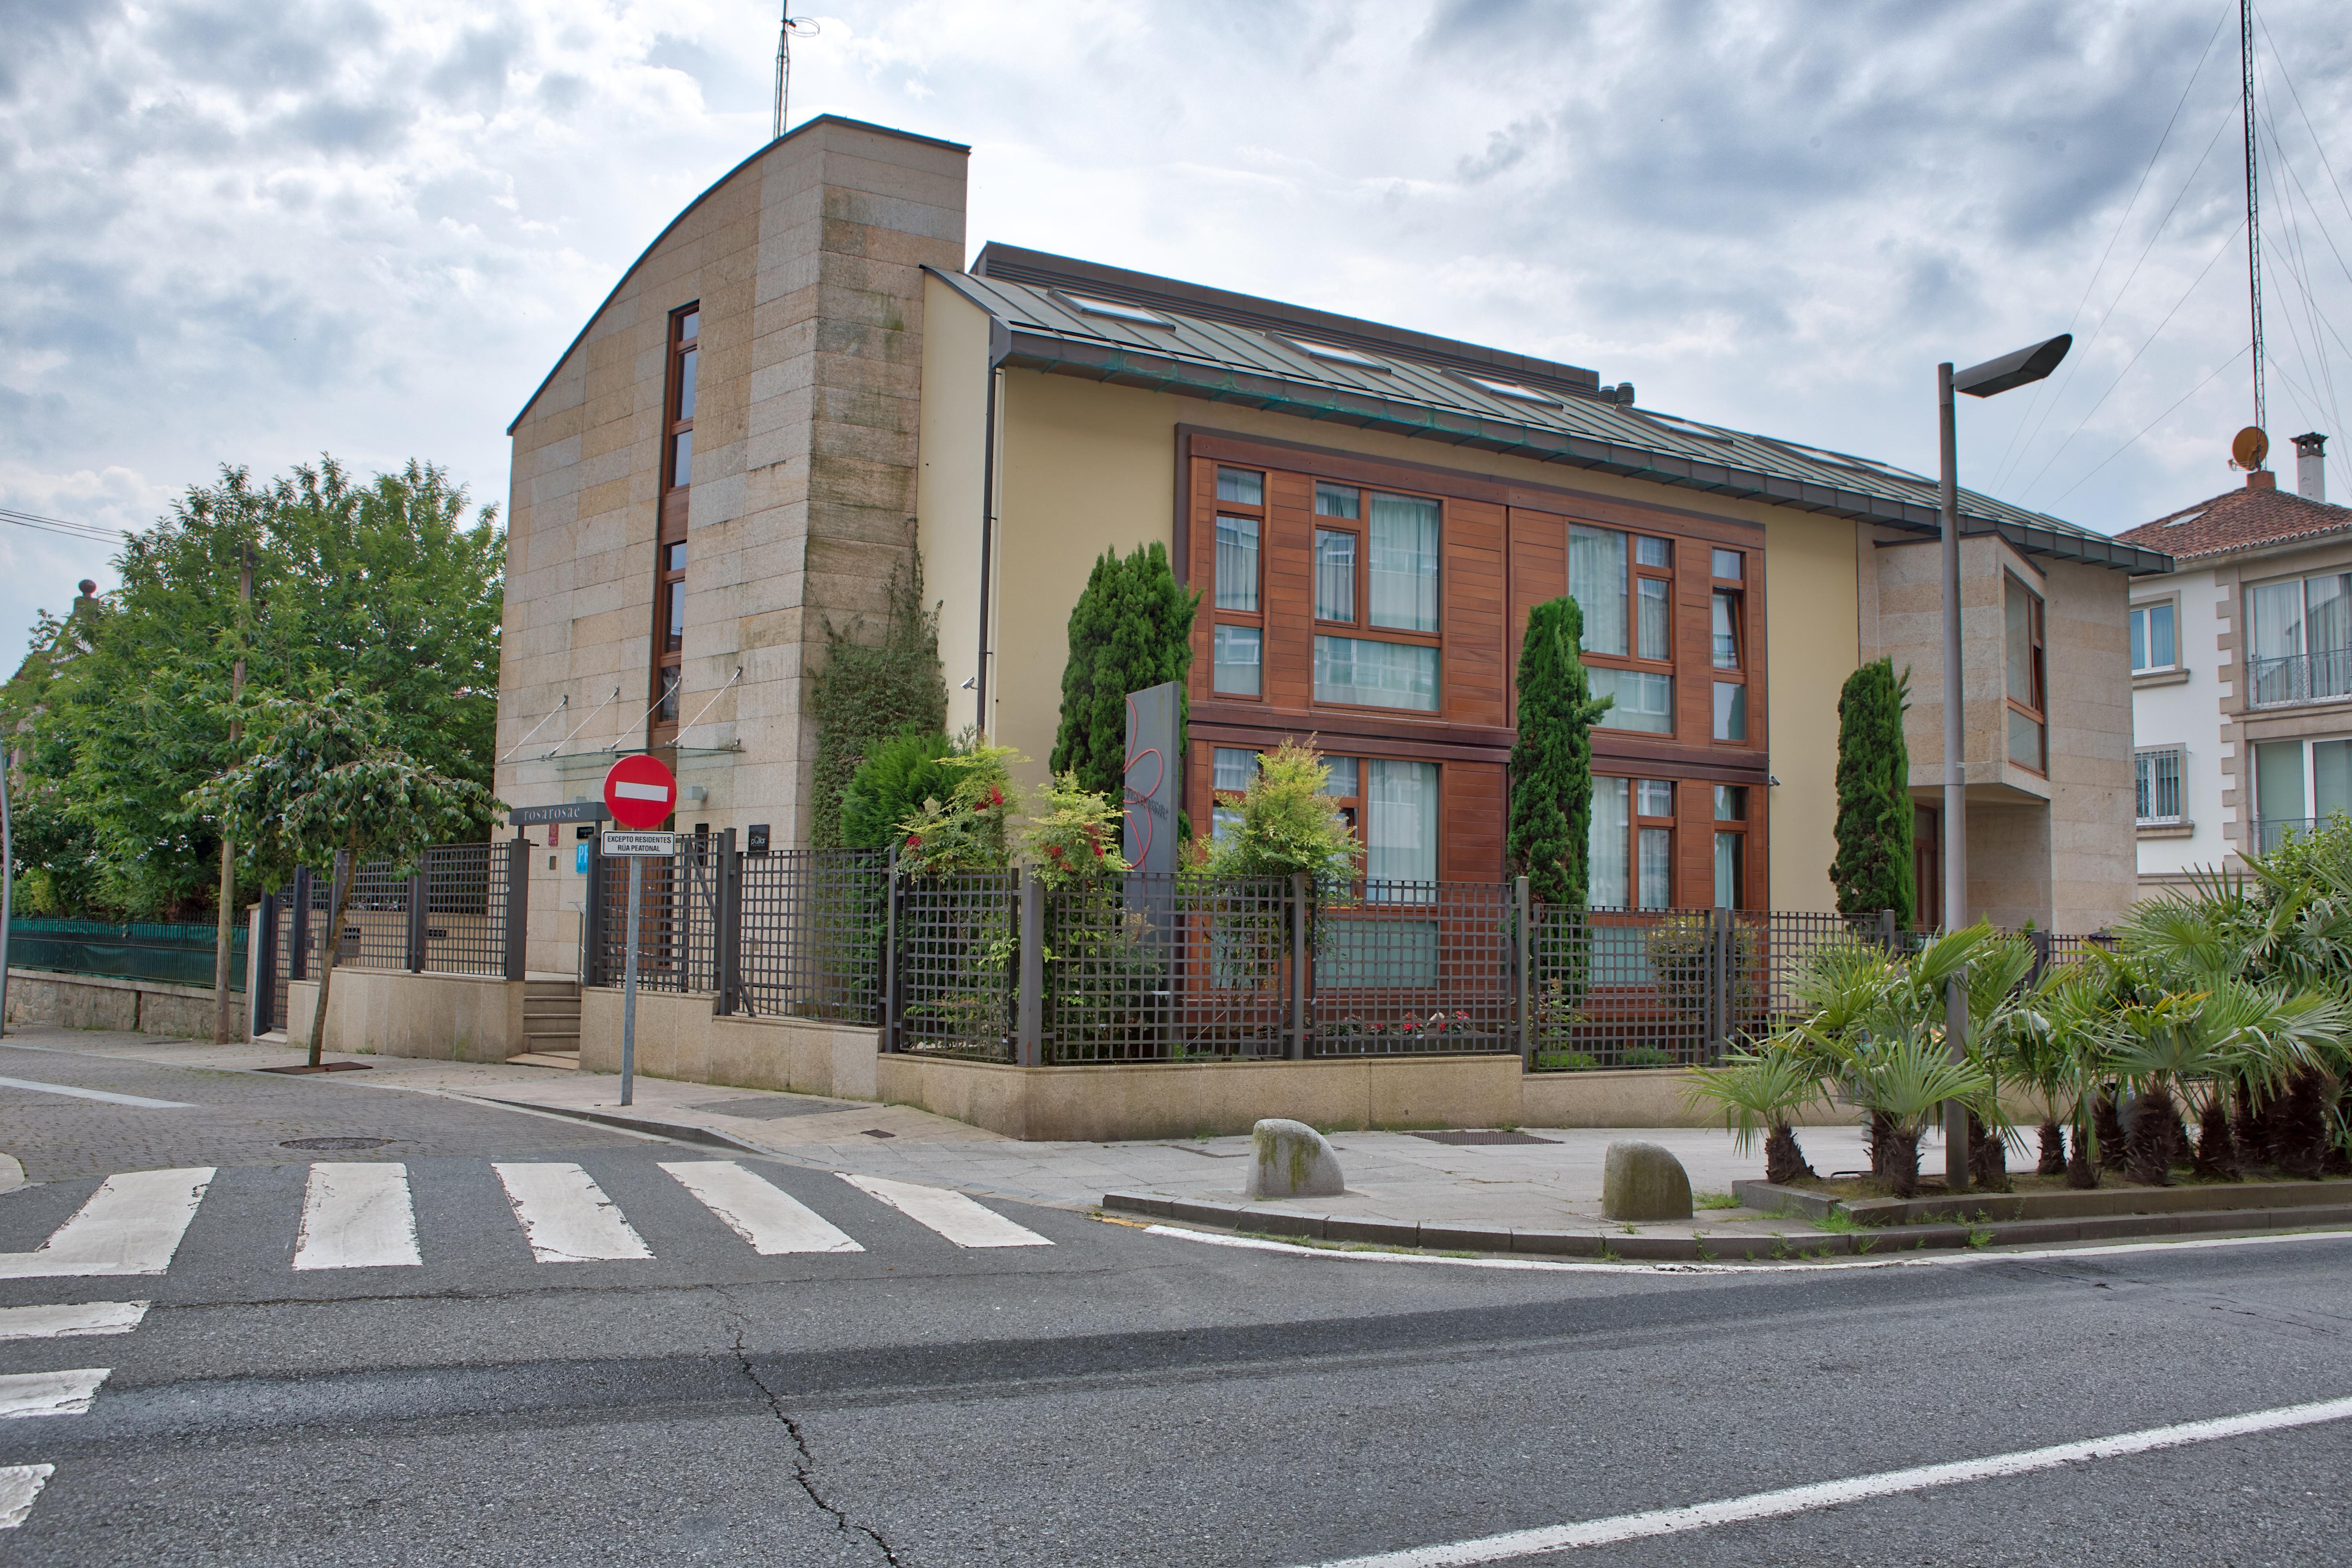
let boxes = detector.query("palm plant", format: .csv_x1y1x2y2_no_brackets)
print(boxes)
1680,1042,1826,1185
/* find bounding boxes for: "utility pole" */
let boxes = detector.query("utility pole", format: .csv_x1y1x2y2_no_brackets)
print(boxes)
212,542,252,1042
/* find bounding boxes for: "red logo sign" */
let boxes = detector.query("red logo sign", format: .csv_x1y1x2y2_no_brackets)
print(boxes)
602,753,679,831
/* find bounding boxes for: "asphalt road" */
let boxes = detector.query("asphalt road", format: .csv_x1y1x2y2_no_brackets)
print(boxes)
2,1039,2349,1566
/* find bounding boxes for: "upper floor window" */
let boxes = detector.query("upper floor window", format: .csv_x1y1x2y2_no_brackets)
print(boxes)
2005,574,2047,773
1211,468,1266,697
666,307,698,491
2248,569,2352,706
1572,524,1675,734
1311,483,1441,712
2129,601,2176,673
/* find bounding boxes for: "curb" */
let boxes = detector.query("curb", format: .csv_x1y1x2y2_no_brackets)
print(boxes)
1100,1192,2352,1261
466,1098,774,1157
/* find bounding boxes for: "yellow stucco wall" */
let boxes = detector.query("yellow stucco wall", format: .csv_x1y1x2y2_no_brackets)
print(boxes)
1762,514,1860,912
981,365,1869,902
915,274,993,737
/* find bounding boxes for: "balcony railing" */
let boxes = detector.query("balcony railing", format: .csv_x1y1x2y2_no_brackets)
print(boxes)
2255,817,2321,854
2247,648,2352,708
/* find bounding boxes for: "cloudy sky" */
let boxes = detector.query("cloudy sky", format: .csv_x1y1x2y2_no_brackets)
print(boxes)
6,0,2351,661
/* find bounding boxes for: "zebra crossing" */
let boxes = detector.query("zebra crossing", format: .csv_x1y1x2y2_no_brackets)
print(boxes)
0,1160,1054,1535
0,1160,1051,1283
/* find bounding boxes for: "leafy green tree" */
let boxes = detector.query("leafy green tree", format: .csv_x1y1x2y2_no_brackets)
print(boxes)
1507,596,1610,906
4,458,502,920
1830,658,1916,927
808,560,944,849
1205,740,1357,882
190,687,495,1067
1049,541,1198,845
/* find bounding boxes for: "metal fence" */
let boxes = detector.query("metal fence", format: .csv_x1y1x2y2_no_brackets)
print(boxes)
4,919,247,992
739,851,888,1023
256,840,528,1033
1043,873,1294,1064
891,871,1018,1060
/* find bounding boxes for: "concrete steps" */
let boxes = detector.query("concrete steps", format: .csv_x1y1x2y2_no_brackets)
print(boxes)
513,978,581,1070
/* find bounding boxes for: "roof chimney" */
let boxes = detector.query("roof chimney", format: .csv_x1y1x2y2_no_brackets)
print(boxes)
2294,432,2327,503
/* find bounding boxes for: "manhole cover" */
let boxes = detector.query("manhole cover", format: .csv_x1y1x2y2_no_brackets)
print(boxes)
280,1137,393,1151
1410,1129,1559,1146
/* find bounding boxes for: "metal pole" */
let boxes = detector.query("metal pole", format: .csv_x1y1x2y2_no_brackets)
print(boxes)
1016,869,1042,1067
1514,875,1532,1069
621,853,642,1107
1938,360,1972,1195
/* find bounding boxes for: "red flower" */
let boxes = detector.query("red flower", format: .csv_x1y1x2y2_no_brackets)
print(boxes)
905,833,923,849
986,787,1006,808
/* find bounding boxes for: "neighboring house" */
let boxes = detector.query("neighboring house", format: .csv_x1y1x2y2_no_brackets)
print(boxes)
495,116,2167,975
2117,435,2351,894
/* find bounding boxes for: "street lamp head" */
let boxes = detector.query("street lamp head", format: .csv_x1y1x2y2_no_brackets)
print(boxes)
1953,334,2072,399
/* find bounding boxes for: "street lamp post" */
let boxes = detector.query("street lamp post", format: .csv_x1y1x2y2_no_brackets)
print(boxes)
1937,333,2071,1194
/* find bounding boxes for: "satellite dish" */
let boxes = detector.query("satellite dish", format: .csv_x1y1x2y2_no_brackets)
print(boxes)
2232,426,2270,470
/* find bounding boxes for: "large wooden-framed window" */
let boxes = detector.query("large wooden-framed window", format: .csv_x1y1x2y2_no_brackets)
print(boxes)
1209,466,1265,699
650,303,698,745
1589,775,1675,909
1207,746,1439,896
1713,784,1748,908
1571,524,1675,735
2005,572,2046,773
1308,480,1443,714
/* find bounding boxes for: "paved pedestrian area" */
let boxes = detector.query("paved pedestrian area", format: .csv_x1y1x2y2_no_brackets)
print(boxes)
0,1026,1892,1239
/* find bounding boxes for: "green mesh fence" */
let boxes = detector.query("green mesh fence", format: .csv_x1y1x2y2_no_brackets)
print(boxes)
6,920,246,992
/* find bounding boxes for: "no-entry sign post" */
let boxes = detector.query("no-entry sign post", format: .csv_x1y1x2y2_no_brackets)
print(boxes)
602,754,679,1107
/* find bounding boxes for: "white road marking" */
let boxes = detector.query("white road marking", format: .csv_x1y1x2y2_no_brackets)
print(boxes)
0,1466,52,1530
1295,1393,2352,1567
0,1302,148,1341
293,1163,421,1270
1137,1219,2352,1275
836,1173,1051,1248
662,1162,863,1254
493,1163,652,1262
0,1076,189,1109
0,1168,214,1279
0,1370,110,1421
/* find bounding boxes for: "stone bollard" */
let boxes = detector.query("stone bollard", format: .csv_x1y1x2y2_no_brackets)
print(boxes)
1602,1140,1693,1222
1246,1118,1345,1200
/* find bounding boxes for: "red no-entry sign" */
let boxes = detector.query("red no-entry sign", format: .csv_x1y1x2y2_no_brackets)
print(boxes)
602,753,678,831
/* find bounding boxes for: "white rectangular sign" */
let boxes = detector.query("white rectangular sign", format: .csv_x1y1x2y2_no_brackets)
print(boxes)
600,831,677,858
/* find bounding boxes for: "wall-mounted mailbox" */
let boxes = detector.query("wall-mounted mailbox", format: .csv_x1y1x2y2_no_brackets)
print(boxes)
747,823,771,855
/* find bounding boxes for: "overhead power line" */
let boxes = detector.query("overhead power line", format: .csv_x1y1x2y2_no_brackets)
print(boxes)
0,506,127,544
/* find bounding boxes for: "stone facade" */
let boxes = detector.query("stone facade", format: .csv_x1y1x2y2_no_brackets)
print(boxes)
498,118,969,974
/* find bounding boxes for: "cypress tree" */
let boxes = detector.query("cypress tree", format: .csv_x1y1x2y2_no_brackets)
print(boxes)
1508,596,1611,906
1049,541,1199,838
1830,657,1916,925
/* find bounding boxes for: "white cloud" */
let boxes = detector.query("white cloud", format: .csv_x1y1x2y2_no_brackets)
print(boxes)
3,0,2350,664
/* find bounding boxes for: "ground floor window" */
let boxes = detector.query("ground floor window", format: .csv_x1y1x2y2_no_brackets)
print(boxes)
1589,777,1676,909
2254,736,2352,851
1207,748,1437,893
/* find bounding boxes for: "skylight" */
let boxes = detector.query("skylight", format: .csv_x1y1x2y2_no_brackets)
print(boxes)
1452,371,1561,407
1054,291,1172,327
1279,336,1390,371
1635,411,1733,443
2163,508,2207,528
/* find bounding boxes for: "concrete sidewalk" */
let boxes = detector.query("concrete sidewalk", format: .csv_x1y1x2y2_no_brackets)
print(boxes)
11,1031,1877,1240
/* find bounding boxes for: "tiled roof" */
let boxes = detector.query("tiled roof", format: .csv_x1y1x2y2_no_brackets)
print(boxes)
945,247,2172,577
2113,482,2352,561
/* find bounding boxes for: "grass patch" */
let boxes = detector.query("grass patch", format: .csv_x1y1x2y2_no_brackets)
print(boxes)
1695,1192,1741,1211
1966,1225,1996,1249
1811,1207,1871,1235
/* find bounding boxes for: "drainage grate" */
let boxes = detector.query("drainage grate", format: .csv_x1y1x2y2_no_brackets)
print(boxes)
1409,1129,1559,1146
860,1129,896,1139
280,1137,393,1151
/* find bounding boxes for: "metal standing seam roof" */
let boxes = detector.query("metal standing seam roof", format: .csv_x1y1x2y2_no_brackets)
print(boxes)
931,267,2174,577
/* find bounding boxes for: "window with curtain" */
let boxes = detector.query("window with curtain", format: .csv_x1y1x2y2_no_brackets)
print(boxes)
2249,570,2352,704
2129,601,2176,673
1588,776,1630,907
1368,493,1439,632
1364,760,1437,898
1210,747,1258,842
2005,575,2046,772
1214,515,1258,612
1314,530,1355,621
1569,526,1627,656
1315,636,1438,710
1575,523,1677,735
1214,625,1261,695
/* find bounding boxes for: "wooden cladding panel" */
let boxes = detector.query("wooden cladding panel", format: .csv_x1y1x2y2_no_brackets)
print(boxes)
1442,760,1507,883
1443,497,1509,731
1263,468,1317,713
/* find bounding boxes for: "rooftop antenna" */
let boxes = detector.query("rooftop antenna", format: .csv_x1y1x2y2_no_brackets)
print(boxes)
774,10,821,142
2241,0,2265,445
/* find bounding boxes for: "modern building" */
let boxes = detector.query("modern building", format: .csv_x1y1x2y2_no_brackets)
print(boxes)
496,116,2166,974
2118,434,2352,894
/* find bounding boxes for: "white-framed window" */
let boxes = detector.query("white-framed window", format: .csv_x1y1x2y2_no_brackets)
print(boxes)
2129,601,2177,673
2253,736,2352,850
2248,569,2352,706
2134,746,2185,826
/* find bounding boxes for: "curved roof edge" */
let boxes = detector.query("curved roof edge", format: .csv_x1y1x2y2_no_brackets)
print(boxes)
504,116,972,437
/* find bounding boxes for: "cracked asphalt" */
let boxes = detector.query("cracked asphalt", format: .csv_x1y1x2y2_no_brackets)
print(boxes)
5,1036,2352,1566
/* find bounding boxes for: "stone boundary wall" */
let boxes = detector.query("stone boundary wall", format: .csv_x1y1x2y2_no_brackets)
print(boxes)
3,969,244,1040
287,969,528,1064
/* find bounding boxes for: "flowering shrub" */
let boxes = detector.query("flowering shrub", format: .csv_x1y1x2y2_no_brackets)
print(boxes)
1020,772,1131,889
895,744,1022,875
